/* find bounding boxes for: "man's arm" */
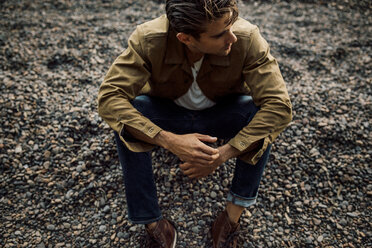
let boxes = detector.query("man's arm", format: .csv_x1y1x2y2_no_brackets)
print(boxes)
227,26,292,165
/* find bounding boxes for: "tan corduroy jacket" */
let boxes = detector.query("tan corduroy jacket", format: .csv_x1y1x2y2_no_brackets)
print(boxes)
98,15,292,165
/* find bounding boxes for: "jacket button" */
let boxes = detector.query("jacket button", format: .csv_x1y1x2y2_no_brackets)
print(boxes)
239,141,246,147
148,127,154,133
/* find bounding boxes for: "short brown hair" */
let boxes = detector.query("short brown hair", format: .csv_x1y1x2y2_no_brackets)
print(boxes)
166,0,238,39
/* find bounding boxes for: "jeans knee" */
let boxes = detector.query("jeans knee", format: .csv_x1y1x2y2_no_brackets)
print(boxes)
232,95,260,119
131,95,152,113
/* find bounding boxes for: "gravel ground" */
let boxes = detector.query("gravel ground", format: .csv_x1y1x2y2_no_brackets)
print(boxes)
0,0,371,247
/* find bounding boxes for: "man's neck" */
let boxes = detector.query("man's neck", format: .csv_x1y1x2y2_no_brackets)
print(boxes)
186,46,204,64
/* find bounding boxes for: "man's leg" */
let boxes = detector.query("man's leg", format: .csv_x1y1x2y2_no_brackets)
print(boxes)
191,95,271,247
209,148,270,247
114,95,199,247
193,95,271,218
227,145,271,219
115,96,196,223
114,132,162,224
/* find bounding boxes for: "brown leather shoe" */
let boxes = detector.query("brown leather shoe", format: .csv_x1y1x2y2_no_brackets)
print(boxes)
211,210,240,248
145,219,177,248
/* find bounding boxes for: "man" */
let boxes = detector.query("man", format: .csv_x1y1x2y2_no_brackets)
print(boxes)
98,0,292,247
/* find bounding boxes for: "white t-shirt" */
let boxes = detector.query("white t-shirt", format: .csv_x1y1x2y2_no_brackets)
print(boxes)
174,56,216,110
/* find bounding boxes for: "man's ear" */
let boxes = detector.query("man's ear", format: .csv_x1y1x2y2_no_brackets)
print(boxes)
176,32,193,45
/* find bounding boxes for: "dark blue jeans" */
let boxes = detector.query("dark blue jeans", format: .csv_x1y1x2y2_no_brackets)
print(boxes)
114,95,271,224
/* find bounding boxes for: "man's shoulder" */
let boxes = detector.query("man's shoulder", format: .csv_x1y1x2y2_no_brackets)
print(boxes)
232,17,258,37
136,14,169,38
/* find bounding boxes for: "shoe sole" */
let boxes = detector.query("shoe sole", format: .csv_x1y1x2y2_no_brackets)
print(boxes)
172,231,177,248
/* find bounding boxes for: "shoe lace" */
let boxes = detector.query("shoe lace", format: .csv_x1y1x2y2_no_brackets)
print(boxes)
222,229,242,248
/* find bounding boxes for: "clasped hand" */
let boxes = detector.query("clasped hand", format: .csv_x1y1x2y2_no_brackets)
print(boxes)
163,133,226,179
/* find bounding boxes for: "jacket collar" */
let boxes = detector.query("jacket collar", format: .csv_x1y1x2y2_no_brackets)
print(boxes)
164,28,185,65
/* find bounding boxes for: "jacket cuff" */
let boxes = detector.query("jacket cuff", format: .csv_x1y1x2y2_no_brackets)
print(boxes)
228,135,271,165
118,123,162,152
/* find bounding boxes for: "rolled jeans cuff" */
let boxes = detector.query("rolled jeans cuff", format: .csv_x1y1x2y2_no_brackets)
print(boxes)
227,191,257,208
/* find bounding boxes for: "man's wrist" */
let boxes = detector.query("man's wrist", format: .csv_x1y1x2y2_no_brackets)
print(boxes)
154,130,173,149
220,143,240,161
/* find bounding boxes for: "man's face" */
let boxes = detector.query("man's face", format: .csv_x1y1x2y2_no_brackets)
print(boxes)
188,13,238,56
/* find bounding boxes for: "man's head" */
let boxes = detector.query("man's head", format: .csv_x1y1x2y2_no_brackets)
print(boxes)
166,0,238,39
166,0,239,57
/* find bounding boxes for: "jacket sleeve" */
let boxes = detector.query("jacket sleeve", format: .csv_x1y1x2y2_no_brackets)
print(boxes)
97,26,162,152
228,27,292,165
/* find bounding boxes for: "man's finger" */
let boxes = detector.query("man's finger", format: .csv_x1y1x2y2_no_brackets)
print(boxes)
191,151,215,162
179,163,191,170
180,163,195,175
198,143,219,156
180,152,214,164
191,156,217,165
183,169,192,175
180,162,207,170
196,134,218,143
188,173,199,179
211,153,220,160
